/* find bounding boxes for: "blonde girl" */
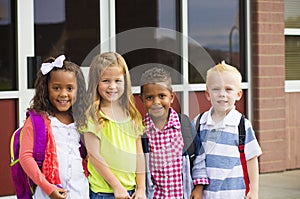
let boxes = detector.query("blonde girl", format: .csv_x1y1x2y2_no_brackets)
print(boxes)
79,52,145,199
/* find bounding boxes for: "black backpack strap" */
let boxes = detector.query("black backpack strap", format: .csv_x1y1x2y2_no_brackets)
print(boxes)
178,113,195,158
238,115,246,147
141,132,149,153
237,114,250,194
195,112,204,134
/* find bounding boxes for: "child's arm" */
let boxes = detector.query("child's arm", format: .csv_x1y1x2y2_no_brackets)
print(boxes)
190,122,209,199
246,156,259,199
19,118,63,197
132,136,146,199
84,132,130,198
190,185,204,199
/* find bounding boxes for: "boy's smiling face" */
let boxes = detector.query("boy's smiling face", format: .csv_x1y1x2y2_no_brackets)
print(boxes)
141,83,174,122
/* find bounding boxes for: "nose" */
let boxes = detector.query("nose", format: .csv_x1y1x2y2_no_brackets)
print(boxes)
59,89,68,97
219,89,226,97
153,96,161,104
108,82,116,89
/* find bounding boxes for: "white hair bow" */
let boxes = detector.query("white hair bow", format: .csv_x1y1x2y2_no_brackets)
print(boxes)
40,55,66,75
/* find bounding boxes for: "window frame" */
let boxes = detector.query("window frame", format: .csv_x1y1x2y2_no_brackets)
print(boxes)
285,28,300,92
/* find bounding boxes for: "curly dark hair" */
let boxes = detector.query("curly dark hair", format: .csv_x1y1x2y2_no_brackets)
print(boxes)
29,56,87,127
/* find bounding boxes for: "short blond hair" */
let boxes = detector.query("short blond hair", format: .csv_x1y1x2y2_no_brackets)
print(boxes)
206,61,242,89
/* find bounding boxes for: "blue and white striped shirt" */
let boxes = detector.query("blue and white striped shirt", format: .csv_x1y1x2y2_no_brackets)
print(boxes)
192,108,262,199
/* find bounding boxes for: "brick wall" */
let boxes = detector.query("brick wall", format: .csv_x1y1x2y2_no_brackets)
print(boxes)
251,0,287,173
286,93,300,169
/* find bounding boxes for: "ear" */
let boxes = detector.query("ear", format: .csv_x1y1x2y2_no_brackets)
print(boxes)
170,91,175,103
205,90,211,101
139,94,144,102
236,89,243,101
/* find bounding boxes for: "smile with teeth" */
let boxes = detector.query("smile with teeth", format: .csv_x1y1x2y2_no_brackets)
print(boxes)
106,91,117,97
151,106,163,112
58,100,70,104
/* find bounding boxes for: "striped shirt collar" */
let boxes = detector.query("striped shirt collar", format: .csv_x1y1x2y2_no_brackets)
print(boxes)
204,107,242,127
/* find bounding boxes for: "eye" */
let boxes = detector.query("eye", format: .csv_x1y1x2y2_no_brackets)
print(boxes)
67,86,74,91
53,86,60,91
226,87,234,91
159,94,166,99
145,96,153,101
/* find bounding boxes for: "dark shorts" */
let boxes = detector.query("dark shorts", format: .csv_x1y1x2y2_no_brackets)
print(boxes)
90,189,135,199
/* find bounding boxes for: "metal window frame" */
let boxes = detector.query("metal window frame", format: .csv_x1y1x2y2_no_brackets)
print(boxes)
2,0,252,126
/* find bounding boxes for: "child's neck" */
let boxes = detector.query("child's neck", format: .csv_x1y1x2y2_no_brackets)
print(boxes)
54,112,73,125
151,116,168,131
101,103,127,121
211,109,228,123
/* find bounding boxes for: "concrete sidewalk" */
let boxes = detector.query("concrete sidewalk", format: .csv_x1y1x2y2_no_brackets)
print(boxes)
1,169,300,199
259,169,300,199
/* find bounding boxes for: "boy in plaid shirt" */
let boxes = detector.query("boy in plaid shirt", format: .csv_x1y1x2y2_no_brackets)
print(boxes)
140,67,208,199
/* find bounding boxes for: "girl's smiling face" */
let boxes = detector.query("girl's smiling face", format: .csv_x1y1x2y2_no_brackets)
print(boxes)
48,70,77,113
97,66,125,104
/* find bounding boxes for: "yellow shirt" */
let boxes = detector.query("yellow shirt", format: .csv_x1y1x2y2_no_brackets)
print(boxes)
79,111,142,193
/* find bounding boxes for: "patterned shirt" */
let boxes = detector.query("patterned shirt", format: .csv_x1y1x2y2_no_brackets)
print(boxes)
193,108,262,199
144,108,184,199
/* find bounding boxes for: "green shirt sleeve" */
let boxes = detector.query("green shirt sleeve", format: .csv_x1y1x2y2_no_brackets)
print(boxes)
78,117,101,138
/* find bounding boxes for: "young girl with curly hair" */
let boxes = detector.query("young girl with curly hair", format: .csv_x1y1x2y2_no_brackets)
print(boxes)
19,55,89,199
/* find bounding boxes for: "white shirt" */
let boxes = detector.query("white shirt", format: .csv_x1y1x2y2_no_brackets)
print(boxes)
34,116,89,199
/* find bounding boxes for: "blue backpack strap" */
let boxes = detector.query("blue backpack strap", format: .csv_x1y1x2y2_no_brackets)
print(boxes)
27,111,47,168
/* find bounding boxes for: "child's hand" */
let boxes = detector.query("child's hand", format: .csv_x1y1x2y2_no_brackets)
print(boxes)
246,190,258,199
113,185,132,199
131,187,146,199
190,185,203,199
49,188,67,199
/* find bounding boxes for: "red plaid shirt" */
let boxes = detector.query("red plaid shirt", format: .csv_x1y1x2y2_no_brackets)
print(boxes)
144,108,184,199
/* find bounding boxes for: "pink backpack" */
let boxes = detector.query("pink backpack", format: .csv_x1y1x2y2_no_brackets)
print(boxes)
10,111,87,199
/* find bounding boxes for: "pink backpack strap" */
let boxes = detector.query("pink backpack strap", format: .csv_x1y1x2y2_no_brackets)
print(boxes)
27,111,47,167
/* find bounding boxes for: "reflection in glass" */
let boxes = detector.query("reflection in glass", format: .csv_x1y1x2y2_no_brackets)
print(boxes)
284,0,300,28
0,0,17,90
34,0,100,64
30,0,100,88
116,0,182,85
285,36,300,80
188,0,245,83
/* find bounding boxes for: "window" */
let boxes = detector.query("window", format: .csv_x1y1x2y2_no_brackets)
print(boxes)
0,0,17,90
116,0,182,85
28,0,100,88
285,0,300,81
188,0,246,83
284,0,300,92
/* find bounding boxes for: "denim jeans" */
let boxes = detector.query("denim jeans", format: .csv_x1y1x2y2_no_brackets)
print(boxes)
90,190,135,199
